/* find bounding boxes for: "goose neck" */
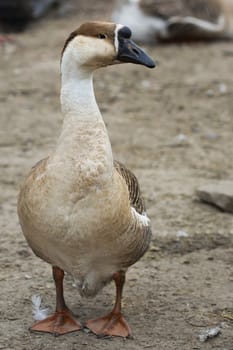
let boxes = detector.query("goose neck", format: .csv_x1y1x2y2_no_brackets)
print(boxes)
61,65,101,122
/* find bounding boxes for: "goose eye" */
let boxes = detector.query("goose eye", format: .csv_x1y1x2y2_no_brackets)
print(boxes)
98,33,107,39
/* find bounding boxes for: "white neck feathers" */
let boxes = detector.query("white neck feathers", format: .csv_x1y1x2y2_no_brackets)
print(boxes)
51,44,113,185
60,52,101,122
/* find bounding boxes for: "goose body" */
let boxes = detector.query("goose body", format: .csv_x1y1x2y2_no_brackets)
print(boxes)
18,21,154,336
112,0,233,43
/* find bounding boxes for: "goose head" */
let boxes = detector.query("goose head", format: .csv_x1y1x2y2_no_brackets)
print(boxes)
61,21,155,72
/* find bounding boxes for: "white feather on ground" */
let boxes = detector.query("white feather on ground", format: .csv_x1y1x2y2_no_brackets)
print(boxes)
31,295,49,321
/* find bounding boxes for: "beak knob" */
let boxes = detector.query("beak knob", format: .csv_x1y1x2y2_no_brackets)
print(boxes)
116,26,155,68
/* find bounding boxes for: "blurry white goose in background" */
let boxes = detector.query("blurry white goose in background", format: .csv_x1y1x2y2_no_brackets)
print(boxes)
112,0,233,43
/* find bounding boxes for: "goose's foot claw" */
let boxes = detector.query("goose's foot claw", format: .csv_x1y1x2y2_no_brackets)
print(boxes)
30,310,82,336
86,312,131,338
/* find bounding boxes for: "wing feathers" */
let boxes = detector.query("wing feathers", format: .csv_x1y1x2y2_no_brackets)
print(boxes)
114,160,146,215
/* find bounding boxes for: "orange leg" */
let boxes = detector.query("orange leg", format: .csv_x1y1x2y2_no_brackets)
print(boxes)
86,271,132,338
30,266,82,336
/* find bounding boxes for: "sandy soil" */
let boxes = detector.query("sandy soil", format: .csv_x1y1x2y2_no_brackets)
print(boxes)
1,1,233,349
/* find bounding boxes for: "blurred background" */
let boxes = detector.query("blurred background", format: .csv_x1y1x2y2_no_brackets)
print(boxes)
0,1,233,349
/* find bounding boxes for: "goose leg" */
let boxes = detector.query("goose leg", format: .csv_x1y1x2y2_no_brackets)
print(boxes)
30,266,82,336
86,270,132,338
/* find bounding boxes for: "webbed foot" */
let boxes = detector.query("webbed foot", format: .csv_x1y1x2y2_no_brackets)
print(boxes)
30,310,82,336
86,311,131,337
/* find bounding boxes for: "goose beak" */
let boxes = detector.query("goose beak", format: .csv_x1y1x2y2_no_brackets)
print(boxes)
117,38,155,68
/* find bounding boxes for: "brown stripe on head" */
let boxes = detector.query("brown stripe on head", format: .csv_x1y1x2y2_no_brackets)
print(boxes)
61,21,117,58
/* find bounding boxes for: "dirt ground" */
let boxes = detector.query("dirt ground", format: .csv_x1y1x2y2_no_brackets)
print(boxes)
1,1,233,349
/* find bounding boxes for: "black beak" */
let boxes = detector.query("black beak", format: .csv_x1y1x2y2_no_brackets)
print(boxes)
116,26,155,68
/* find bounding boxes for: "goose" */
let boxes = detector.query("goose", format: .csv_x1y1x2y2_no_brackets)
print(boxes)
17,21,155,338
112,0,233,43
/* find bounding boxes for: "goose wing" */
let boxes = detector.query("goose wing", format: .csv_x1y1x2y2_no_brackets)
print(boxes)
114,160,146,215
140,0,222,23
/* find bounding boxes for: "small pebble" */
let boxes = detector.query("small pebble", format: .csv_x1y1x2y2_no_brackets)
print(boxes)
176,230,189,238
198,326,221,342
205,131,219,140
206,89,215,97
141,80,151,88
176,134,187,142
218,83,227,94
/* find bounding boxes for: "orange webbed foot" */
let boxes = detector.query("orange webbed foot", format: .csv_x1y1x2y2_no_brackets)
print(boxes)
86,311,132,338
30,310,82,336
